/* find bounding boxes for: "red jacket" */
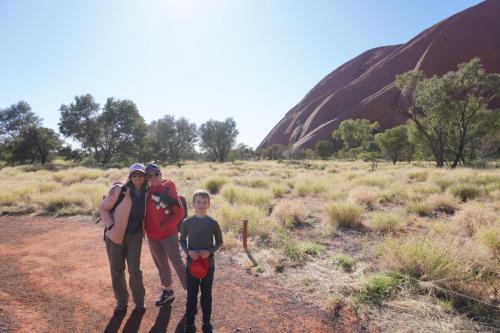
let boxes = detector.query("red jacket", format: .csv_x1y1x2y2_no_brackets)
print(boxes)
145,180,184,240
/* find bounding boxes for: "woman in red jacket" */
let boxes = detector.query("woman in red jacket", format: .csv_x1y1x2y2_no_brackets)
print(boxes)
144,163,187,306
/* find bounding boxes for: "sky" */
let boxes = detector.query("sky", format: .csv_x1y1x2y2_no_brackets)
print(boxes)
0,0,483,149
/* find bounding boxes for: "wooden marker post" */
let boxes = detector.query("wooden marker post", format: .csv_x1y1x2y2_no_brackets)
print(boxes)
242,219,248,250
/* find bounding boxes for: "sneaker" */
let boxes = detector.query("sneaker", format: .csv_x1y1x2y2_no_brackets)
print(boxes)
202,323,215,333
155,289,175,306
113,304,128,316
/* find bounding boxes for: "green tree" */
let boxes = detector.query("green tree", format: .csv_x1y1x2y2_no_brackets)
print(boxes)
262,143,286,160
58,94,101,160
0,101,61,164
396,58,500,168
375,125,409,165
315,140,333,159
59,94,146,164
146,115,198,164
199,118,239,162
332,119,379,152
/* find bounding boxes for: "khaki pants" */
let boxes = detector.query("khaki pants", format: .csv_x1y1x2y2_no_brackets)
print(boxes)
105,232,145,307
148,233,187,290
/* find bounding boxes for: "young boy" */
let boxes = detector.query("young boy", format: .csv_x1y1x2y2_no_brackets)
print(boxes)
180,190,223,333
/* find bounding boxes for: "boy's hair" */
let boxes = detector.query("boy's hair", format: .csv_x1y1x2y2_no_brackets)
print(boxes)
193,189,210,202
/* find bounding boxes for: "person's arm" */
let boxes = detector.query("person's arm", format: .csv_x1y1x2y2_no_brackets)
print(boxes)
179,219,189,254
99,185,123,228
161,181,184,227
179,219,200,260
202,220,223,256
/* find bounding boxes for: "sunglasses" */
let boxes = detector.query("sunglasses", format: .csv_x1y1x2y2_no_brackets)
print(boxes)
147,171,161,178
130,172,145,178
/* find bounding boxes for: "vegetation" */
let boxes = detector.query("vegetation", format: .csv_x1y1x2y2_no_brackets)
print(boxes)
0,159,498,330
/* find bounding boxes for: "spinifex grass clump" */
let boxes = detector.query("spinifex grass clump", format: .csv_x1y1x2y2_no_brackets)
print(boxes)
450,183,481,202
203,176,226,194
356,272,408,304
272,200,307,229
325,202,363,229
221,186,273,207
370,211,406,233
332,254,356,272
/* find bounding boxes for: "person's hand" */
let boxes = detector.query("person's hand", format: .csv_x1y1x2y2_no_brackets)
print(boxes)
188,250,200,260
199,250,210,259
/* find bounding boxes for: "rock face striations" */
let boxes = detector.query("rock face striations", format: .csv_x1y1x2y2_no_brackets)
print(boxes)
259,0,500,151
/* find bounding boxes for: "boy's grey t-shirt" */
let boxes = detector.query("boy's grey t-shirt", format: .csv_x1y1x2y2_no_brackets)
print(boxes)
179,215,223,268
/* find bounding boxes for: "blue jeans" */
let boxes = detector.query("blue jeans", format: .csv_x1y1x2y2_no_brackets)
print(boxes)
185,266,215,325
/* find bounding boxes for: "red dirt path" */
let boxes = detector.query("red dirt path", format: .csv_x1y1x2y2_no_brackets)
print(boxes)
0,216,360,333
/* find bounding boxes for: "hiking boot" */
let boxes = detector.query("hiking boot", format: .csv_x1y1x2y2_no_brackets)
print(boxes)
113,304,127,316
155,289,175,306
183,323,196,333
202,323,215,333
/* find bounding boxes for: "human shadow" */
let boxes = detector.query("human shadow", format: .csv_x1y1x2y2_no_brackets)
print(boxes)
173,314,186,333
148,302,174,333
122,309,145,333
103,310,127,333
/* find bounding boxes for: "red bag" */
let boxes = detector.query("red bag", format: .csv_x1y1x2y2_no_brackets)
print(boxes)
189,258,209,279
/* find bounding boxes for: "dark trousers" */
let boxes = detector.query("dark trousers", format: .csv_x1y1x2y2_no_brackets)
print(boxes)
185,266,215,326
105,232,145,307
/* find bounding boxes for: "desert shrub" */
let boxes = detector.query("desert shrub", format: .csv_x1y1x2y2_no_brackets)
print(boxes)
474,225,500,256
378,184,408,204
348,187,379,209
453,202,498,235
325,202,363,228
235,177,269,188
204,177,226,194
332,254,356,272
283,239,325,261
52,167,103,185
370,211,406,233
271,184,290,198
353,175,391,188
409,183,441,199
450,183,481,202
428,193,459,214
272,200,307,229
212,202,270,237
356,272,408,304
407,200,433,216
407,170,428,182
377,235,483,281
295,179,327,197
433,177,456,192
221,186,272,207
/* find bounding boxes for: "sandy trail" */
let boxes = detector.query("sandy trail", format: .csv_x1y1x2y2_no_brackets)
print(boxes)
0,216,348,333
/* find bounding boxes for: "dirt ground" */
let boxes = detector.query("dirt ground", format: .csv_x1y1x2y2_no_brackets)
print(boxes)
0,216,362,333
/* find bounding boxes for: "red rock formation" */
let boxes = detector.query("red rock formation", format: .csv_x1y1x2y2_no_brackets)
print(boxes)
259,0,500,150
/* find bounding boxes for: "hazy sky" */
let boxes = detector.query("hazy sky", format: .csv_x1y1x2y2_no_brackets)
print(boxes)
0,0,482,148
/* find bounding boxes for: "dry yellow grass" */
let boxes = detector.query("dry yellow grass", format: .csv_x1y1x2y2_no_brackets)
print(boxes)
1,160,499,330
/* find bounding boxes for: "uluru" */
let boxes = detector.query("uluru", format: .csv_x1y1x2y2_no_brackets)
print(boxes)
258,0,500,151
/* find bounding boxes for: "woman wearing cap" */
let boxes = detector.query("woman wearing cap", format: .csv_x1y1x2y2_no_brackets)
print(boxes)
144,163,187,306
100,163,148,315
